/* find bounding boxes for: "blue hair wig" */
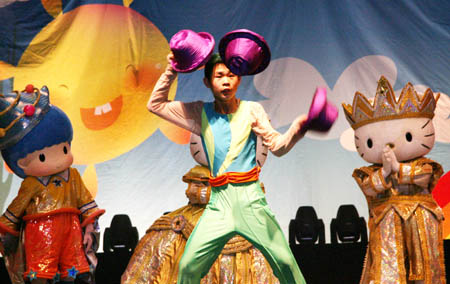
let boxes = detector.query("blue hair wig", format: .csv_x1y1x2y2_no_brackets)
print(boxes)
1,106,73,178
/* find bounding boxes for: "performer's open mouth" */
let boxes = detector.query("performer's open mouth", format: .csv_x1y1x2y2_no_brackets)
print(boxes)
80,95,123,130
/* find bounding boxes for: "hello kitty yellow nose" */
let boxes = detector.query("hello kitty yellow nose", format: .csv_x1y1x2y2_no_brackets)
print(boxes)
386,143,395,149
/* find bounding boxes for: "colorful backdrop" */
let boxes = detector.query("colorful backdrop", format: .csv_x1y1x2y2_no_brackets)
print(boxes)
0,0,449,245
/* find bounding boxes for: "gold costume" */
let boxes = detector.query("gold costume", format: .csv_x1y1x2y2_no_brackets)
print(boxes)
353,157,445,284
121,166,279,284
0,167,103,235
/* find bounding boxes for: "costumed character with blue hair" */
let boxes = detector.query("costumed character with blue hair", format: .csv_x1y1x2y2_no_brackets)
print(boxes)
0,85,105,284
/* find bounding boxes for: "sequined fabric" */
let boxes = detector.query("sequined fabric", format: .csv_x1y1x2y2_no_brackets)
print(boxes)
121,203,279,284
0,168,104,234
355,158,446,284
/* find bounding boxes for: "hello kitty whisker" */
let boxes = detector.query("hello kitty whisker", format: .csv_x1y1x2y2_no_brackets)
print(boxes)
355,136,359,140
421,120,431,129
421,144,431,150
424,133,434,137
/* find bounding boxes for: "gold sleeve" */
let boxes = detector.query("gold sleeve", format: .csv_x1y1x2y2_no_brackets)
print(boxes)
72,169,104,227
0,178,40,235
413,158,444,191
398,160,431,183
353,166,391,196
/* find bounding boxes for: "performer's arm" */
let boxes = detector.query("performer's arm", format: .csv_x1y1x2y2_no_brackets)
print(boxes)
396,159,443,190
74,169,105,227
0,179,38,236
147,59,203,135
353,167,391,197
250,102,307,157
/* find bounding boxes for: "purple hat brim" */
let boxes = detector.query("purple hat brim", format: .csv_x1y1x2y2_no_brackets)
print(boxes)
171,32,215,73
305,88,327,126
303,88,339,132
219,29,271,75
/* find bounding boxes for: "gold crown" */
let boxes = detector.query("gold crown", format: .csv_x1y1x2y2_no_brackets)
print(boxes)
342,76,439,129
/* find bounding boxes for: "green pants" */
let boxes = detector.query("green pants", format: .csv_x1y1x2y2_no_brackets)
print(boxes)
177,181,306,284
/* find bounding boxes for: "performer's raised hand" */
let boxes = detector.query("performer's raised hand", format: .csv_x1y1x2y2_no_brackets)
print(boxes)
166,52,176,72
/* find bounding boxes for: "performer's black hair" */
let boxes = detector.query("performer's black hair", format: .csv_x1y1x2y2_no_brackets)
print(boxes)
204,53,223,82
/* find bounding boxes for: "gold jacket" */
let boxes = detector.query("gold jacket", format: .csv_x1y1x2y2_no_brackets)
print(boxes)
0,167,104,236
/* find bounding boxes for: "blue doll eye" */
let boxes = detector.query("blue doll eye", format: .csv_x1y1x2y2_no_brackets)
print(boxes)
63,146,68,154
39,154,46,162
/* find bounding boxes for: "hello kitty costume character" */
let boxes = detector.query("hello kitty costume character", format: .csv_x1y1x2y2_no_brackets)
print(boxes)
342,76,445,284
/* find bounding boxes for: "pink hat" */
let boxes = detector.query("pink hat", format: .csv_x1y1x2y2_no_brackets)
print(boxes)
219,29,271,76
303,88,338,132
170,30,215,73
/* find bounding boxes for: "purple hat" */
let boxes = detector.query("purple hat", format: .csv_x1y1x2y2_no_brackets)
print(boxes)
169,30,215,73
219,29,271,76
303,88,338,132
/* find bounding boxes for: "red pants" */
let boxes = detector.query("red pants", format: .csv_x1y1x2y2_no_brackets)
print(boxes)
24,213,90,279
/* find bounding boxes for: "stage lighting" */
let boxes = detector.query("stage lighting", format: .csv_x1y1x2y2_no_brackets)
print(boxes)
103,214,139,254
289,206,325,245
330,205,367,244
100,214,139,284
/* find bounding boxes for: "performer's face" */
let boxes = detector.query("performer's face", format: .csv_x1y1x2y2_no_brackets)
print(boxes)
18,142,73,177
204,63,241,103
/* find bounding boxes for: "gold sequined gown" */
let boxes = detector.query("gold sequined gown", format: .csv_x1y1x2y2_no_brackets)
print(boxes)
121,192,279,284
353,157,446,284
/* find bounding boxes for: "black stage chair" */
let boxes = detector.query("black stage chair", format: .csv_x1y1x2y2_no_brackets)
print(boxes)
330,204,367,244
289,206,325,245
97,214,139,284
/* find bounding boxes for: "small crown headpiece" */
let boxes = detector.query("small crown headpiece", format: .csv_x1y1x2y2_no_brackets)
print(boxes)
342,76,439,130
0,85,50,149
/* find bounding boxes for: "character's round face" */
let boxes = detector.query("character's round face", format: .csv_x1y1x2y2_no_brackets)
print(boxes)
18,142,73,177
354,117,435,164
9,4,178,165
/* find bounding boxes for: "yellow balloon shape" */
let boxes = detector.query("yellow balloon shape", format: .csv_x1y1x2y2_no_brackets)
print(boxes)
0,4,187,165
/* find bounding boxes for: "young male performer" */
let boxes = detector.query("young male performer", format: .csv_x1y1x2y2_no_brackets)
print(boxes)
148,53,307,284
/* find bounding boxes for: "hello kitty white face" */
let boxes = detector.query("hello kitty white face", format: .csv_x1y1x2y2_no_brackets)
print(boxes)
354,117,435,164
